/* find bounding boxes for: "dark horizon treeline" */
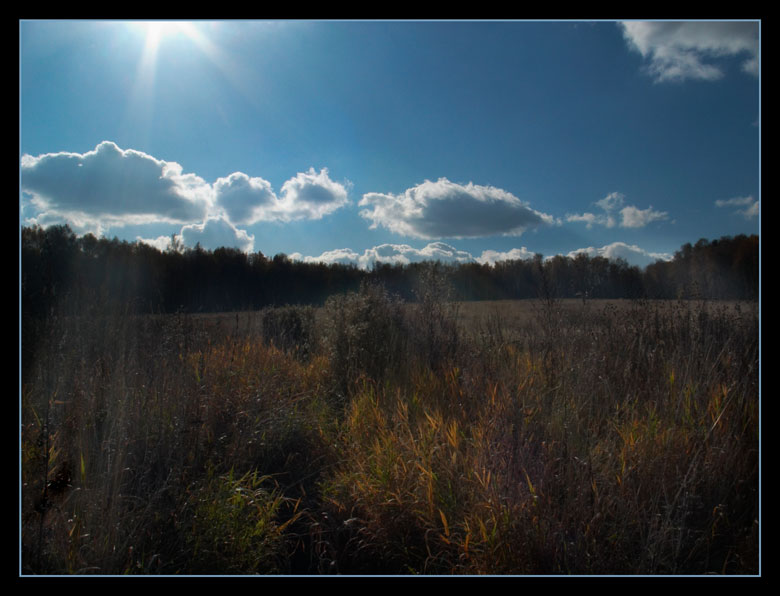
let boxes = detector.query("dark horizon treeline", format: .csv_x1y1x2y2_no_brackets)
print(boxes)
21,225,759,321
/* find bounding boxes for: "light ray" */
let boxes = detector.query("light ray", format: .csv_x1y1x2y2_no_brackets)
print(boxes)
122,21,203,146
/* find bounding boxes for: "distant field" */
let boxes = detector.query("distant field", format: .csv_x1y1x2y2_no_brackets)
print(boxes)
457,297,753,330
182,298,755,343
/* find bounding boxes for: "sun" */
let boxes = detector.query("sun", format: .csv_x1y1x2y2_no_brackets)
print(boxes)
127,20,204,92
132,20,199,54
123,20,255,131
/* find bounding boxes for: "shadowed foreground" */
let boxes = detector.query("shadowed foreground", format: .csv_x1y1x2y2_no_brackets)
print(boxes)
21,289,759,575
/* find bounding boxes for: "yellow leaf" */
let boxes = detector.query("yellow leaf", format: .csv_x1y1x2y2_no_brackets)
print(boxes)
439,509,450,537
523,469,535,496
478,518,488,542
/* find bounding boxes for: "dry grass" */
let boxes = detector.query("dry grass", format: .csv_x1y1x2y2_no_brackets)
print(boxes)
21,293,759,575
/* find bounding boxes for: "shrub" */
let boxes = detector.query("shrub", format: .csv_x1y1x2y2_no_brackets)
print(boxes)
261,305,316,360
320,281,409,397
407,264,461,372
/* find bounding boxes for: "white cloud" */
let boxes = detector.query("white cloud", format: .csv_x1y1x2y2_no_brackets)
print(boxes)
477,247,537,266
619,21,759,82
619,204,669,228
594,191,625,213
136,234,174,252
741,201,760,219
293,240,669,271
179,216,255,252
212,167,350,224
565,212,617,229
567,191,667,229
22,209,111,238
213,172,277,225
567,242,672,268
715,195,759,219
289,247,362,267
293,241,478,270
21,142,351,250
359,178,555,240
21,141,213,227
276,167,351,221
375,242,476,267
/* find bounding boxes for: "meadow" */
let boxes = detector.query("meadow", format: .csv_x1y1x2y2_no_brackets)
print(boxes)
21,284,759,575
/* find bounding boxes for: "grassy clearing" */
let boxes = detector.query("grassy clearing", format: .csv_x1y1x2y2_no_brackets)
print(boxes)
21,291,759,575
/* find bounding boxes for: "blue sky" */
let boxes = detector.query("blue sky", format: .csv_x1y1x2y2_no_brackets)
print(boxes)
20,20,760,269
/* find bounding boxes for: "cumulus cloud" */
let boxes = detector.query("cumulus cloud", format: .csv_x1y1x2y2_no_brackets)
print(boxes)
203,167,351,225
199,167,350,225
22,209,109,238
21,141,351,251
21,141,212,228
276,167,351,221
179,216,255,252
566,191,668,229
213,172,277,225
715,195,759,219
135,219,256,254
567,242,672,268
359,178,555,240
618,21,759,82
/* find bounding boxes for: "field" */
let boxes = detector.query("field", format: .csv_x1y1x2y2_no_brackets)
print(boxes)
21,290,760,575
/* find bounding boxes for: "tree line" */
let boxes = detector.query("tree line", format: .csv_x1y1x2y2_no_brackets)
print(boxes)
21,225,758,321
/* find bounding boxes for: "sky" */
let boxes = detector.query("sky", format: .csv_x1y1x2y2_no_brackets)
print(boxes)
19,19,760,270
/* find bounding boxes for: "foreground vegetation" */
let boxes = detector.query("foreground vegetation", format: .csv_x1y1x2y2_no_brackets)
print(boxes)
21,279,759,575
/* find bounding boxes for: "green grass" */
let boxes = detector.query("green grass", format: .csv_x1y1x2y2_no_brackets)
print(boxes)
21,293,759,575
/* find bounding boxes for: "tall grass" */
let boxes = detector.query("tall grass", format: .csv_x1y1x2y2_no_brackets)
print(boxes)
318,296,758,574
21,300,334,574
21,287,759,575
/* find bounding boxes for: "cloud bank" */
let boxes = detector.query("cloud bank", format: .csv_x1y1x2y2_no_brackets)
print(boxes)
566,192,669,229
619,21,759,82
291,242,478,270
293,240,663,270
359,178,555,240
